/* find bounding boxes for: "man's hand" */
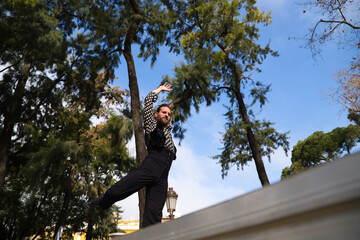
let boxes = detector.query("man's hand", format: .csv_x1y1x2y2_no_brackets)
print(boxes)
153,82,173,95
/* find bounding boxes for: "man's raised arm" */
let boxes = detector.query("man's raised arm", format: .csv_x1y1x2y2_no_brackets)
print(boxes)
143,83,172,133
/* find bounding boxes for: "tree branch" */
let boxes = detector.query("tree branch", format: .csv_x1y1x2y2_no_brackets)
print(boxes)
310,20,322,43
319,19,360,30
211,84,235,93
109,47,123,56
53,0,81,19
336,0,347,22
170,97,183,106
128,0,142,15
0,58,23,74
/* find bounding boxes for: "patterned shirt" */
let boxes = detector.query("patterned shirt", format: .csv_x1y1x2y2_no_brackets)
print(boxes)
144,91,176,154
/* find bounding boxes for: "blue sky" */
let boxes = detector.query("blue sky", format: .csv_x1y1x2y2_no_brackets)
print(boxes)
110,0,358,220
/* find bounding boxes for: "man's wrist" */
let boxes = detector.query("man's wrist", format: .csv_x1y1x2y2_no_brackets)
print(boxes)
152,88,161,95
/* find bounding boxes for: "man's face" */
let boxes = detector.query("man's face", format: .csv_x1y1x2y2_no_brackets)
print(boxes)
155,106,172,126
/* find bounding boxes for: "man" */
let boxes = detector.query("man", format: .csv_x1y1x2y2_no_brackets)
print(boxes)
90,82,176,228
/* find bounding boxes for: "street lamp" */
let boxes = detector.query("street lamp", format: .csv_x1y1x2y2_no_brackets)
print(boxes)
166,187,178,220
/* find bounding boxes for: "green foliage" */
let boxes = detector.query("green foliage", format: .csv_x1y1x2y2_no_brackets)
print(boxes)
1,105,134,239
165,0,274,135
0,0,179,235
0,0,117,125
0,0,119,189
281,124,360,179
348,111,360,126
162,59,218,140
163,0,287,183
215,108,289,178
165,0,277,121
80,0,176,66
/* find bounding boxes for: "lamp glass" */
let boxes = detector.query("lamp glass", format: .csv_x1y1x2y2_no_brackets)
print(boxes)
169,197,177,211
166,197,171,212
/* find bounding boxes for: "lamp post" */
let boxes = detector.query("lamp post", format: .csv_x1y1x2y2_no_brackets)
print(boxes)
166,187,178,220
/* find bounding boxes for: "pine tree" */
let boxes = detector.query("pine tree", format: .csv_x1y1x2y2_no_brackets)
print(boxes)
164,0,289,186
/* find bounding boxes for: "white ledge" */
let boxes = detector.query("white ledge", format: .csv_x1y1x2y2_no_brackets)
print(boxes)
112,153,360,240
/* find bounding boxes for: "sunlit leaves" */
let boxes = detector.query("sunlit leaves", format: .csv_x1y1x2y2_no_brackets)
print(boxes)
281,124,360,178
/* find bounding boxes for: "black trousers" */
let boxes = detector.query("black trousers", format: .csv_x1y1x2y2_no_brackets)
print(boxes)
99,148,174,228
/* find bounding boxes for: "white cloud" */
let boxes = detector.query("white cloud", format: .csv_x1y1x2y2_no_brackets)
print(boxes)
167,143,246,217
126,135,137,159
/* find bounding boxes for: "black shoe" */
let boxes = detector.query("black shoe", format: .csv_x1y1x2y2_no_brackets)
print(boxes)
89,198,101,207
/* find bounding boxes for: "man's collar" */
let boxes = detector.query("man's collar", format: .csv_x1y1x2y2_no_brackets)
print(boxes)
156,121,172,130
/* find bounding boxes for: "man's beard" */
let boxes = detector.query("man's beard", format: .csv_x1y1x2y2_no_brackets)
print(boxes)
157,118,169,126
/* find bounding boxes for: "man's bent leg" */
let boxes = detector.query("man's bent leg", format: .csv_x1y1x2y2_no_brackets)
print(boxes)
99,165,154,209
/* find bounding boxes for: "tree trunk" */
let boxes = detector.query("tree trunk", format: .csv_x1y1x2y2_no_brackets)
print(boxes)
223,53,270,187
0,64,29,189
124,23,148,228
235,89,270,186
0,124,13,189
18,183,52,239
31,189,49,239
86,211,95,240
53,185,72,239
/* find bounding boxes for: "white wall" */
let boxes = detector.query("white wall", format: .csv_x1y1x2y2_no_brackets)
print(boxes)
112,153,360,240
